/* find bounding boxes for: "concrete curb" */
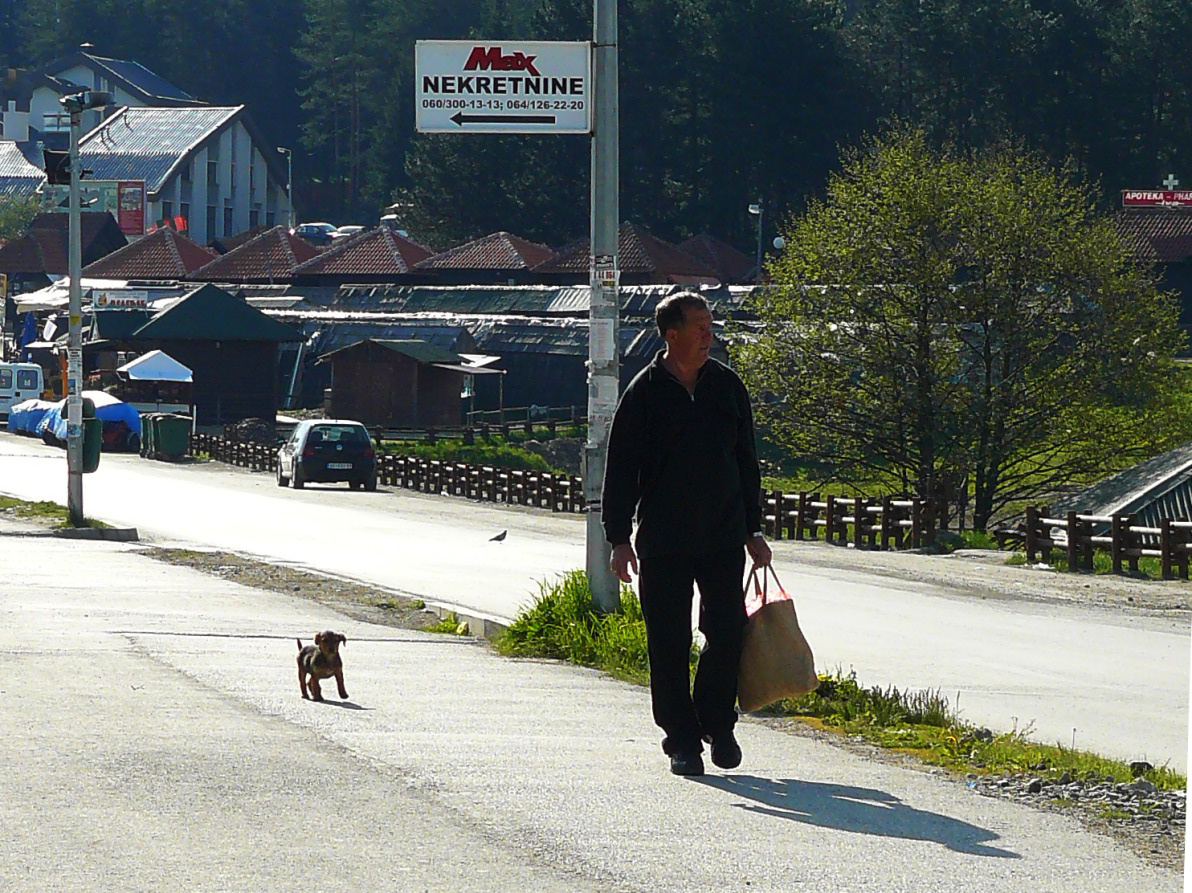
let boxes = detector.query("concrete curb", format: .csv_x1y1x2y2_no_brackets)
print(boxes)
53,526,139,542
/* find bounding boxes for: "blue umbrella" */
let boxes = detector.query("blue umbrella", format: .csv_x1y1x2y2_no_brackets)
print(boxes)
18,313,36,361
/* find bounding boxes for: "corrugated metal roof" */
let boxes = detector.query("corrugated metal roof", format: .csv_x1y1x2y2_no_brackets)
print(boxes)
329,283,748,317
79,106,242,194
0,141,45,196
1049,441,1192,533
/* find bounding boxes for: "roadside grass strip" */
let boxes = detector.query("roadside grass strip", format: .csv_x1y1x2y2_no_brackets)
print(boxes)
497,570,1186,793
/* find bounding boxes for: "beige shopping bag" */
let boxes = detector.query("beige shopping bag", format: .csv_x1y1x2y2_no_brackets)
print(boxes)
737,565,818,712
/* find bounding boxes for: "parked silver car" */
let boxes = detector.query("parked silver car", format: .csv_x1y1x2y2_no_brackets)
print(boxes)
277,419,378,490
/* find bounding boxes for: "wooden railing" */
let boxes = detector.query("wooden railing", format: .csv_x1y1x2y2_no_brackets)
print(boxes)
1021,506,1192,580
761,490,944,548
188,432,584,513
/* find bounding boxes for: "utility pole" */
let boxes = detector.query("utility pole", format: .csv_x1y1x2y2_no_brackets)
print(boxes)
586,0,620,612
62,89,112,526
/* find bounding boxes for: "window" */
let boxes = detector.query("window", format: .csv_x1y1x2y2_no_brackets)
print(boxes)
249,163,256,191
229,163,236,191
180,203,190,229
16,370,38,390
0,369,11,389
223,206,233,236
162,200,173,221
182,161,192,183
249,208,259,228
266,211,275,227
43,112,69,133
206,205,216,237
207,161,218,187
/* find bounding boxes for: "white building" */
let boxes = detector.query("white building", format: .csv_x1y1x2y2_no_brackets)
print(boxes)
78,105,292,245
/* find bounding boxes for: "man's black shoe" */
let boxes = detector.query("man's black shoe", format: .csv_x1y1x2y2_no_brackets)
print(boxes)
704,732,742,770
669,751,705,776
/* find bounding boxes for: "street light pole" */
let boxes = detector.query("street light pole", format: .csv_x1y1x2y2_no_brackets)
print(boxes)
586,0,620,612
62,89,112,526
749,198,764,283
278,147,294,230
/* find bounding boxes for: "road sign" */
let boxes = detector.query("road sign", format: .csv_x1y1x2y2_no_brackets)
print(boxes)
416,40,591,134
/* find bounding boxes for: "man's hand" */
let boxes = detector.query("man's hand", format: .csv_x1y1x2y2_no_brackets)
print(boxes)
611,543,638,583
746,533,772,567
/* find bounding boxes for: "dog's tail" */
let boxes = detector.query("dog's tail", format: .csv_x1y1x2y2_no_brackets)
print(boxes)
296,638,303,650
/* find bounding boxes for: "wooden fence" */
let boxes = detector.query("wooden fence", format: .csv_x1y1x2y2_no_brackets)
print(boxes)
1022,506,1192,580
189,432,585,514
761,491,944,548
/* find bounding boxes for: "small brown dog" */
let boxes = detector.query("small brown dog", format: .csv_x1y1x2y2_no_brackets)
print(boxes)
297,631,348,701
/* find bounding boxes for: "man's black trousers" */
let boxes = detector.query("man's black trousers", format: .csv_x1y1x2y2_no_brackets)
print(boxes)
638,548,747,755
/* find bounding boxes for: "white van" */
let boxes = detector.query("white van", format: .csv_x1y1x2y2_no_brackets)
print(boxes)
0,362,45,419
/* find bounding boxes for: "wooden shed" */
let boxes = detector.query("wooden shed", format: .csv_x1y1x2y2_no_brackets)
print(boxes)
317,338,481,427
126,283,302,424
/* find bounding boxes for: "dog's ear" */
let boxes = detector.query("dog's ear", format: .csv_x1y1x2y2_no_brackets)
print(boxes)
314,632,324,647
339,634,346,648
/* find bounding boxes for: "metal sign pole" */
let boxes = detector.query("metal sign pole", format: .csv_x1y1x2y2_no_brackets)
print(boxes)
585,0,620,612
66,107,84,526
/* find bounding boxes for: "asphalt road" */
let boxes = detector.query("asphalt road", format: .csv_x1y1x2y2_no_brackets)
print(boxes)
1,528,1181,892
0,432,1187,774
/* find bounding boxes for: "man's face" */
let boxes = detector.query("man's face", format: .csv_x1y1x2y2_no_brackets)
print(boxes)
666,305,714,365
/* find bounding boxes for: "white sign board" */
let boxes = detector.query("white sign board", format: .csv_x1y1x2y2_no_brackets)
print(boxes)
416,40,591,134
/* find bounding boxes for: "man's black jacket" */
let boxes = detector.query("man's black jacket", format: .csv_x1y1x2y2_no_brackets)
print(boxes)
601,352,763,559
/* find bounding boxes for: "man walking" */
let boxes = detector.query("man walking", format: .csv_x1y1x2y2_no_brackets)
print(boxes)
602,292,771,776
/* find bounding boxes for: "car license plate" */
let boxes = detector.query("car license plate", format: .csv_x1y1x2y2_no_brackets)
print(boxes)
327,462,353,469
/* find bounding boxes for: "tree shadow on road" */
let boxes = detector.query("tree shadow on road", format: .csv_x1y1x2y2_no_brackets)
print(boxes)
693,775,1019,858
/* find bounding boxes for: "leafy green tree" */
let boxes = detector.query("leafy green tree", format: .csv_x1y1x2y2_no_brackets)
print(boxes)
732,128,1185,531
0,194,39,242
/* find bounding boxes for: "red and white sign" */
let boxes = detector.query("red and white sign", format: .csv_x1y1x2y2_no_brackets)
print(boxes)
415,40,591,134
1121,190,1192,208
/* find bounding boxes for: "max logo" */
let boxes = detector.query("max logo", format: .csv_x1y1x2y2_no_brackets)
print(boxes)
464,46,540,76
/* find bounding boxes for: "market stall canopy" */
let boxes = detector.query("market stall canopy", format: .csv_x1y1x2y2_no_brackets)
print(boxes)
117,349,193,383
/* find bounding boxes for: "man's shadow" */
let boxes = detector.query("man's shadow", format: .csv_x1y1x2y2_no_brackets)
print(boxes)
694,775,1019,858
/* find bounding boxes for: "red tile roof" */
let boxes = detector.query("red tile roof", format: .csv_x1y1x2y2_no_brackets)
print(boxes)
82,227,217,278
1115,210,1192,264
292,227,433,276
414,231,554,271
187,225,319,283
534,222,719,281
678,233,755,282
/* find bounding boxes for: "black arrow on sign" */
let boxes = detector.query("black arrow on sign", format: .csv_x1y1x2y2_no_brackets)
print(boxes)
450,112,557,127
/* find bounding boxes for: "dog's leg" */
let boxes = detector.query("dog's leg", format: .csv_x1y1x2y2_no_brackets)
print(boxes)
334,668,348,700
309,676,323,701
298,666,310,699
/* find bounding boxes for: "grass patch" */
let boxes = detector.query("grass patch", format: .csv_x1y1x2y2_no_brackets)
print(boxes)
426,611,471,635
502,570,1186,792
381,440,555,473
0,496,107,529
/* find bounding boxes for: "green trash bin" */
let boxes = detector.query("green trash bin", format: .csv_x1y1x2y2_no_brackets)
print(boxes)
139,412,156,459
82,417,102,473
156,413,191,461
144,412,160,460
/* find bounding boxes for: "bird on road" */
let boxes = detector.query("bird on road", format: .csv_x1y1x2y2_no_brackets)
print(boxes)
490,530,507,542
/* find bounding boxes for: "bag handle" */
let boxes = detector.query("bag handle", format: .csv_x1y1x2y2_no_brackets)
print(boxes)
745,563,786,606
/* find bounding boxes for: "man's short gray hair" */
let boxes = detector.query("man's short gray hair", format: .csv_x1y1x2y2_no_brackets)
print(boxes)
655,291,709,338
